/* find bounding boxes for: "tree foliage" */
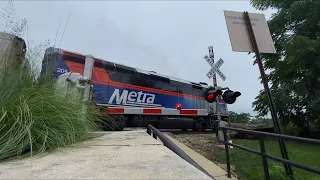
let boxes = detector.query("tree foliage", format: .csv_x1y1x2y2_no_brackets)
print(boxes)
250,0,320,137
229,111,251,123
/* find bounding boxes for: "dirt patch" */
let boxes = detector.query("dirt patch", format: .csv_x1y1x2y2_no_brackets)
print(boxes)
169,134,222,159
169,133,238,178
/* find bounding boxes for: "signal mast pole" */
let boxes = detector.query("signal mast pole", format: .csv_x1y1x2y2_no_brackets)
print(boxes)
208,46,222,127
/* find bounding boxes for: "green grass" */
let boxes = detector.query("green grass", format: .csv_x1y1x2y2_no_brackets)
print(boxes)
0,60,103,161
216,139,320,180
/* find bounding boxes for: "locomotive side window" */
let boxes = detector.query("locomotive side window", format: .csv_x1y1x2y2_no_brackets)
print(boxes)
100,61,115,71
107,64,137,85
94,61,104,68
60,53,85,74
110,72,123,83
121,73,133,84
62,54,85,64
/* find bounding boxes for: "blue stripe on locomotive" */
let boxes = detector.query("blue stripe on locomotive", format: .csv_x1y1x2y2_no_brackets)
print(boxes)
93,84,227,110
93,84,197,109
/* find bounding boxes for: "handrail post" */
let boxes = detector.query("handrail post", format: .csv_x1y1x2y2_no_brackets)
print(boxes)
147,125,151,135
259,136,270,180
218,120,228,142
223,128,231,178
153,131,157,140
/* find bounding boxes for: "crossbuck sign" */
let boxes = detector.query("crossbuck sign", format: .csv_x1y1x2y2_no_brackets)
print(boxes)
204,55,226,81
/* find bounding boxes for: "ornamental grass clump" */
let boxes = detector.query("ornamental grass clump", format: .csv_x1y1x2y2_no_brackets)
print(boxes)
0,59,101,161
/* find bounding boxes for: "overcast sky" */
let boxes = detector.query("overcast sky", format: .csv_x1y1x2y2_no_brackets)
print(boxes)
1,1,276,116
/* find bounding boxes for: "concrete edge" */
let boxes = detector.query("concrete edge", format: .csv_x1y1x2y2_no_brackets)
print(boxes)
165,134,238,180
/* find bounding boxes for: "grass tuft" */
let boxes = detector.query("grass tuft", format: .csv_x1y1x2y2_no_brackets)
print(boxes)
0,59,102,161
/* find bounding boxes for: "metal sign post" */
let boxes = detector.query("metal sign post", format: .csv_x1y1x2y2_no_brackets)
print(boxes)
243,11,293,178
204,46,227,130
224,10,293,178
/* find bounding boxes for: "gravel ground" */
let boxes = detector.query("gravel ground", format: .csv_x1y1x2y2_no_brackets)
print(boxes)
169,133,220,156
168,133,238,177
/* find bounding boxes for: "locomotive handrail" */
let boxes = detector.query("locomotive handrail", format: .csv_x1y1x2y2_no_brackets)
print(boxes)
146,124,215,180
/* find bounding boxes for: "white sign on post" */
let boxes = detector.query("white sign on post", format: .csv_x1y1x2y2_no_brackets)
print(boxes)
204,55,214,67
223,10,276,54
205,56,226,81
215,58,224,69
206,68,215,79
215,69,226,81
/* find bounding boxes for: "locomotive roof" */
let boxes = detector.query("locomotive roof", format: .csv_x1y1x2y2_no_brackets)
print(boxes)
45,47,209,88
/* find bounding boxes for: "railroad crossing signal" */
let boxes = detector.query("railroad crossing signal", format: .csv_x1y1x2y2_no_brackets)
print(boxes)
204,86,241,104
204,86,222,103
204,55,226,81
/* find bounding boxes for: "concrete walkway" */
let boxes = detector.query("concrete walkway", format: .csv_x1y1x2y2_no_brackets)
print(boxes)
0,130,212,179
165,134,238,180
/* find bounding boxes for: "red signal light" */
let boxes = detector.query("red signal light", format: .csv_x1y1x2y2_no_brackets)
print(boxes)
204,86,221,103
207,94,215,101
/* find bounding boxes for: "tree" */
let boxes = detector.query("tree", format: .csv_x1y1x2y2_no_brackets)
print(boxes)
250,0,320,137
250,116,272,125
229,111,251,123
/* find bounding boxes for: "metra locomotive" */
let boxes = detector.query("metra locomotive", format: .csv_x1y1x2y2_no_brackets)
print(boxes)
40,47,230,131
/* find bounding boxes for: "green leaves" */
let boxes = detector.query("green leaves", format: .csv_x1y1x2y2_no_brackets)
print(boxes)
250,1,320,137
229,111,251,123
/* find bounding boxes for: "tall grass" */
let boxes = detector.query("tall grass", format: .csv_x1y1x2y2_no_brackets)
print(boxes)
0,59,102,161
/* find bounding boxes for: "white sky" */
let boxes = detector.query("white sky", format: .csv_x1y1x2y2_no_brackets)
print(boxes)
0,1,277,116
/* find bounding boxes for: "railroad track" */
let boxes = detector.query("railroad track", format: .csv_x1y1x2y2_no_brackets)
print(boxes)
159,129,216,135
124,127,216,134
